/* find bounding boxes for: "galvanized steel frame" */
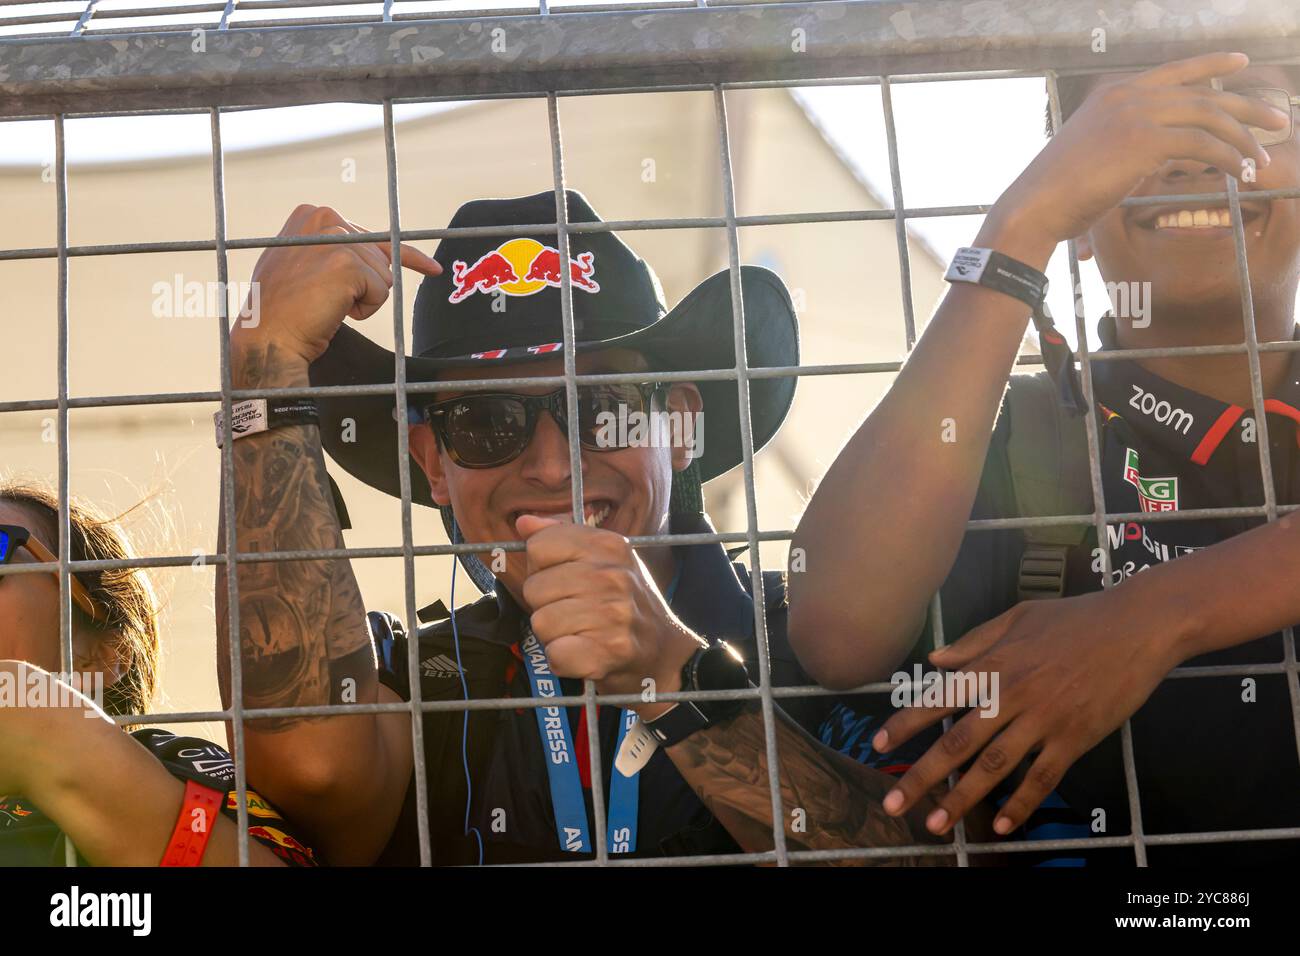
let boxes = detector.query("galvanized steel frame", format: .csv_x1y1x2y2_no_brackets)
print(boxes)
2,0,1298,868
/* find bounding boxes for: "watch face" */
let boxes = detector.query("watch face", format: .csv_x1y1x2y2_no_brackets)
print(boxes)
695,641,750,693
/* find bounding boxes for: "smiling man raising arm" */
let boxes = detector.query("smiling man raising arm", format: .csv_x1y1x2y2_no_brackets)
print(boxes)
217,193,949,866
788,52,1300,865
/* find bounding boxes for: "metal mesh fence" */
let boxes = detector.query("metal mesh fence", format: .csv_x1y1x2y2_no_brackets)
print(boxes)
2,0,1300,867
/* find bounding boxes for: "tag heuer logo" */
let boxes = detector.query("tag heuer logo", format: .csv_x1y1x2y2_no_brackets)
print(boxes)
421,654,465,679
1122,447,1179,513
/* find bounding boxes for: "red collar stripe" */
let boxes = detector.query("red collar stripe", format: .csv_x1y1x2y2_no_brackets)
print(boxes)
1190,405,1246,466
1264,399,1300,425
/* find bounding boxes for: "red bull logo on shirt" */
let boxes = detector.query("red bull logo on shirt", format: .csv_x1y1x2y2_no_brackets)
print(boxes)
448,238,599,303
1122,447,1179,513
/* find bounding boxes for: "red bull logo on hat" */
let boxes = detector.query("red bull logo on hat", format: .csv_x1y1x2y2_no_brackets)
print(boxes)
448,238,599,303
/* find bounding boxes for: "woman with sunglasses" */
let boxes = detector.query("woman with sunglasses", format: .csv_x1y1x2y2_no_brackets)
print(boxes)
0,480,317,866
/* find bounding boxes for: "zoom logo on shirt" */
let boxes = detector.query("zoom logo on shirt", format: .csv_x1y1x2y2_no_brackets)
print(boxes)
1130,385,1194,435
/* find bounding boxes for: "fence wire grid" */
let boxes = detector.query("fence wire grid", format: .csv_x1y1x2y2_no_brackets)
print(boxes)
2,0,1300,868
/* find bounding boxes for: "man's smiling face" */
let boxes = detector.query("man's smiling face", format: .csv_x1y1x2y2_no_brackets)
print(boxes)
408,347,702,599
1076,64,1300,323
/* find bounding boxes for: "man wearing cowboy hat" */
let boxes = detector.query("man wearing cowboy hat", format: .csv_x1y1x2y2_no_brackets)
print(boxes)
214,192,946,866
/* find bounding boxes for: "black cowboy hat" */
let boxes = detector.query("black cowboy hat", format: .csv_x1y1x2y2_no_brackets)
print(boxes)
309,189,799,592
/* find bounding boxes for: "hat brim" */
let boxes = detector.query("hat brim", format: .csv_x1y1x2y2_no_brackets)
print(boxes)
309,265,799,508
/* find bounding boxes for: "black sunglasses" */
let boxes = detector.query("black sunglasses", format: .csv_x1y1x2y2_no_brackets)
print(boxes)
423,381,668,469
0,523,108,623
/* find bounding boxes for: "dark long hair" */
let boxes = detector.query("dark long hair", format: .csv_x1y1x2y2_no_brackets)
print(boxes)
1,479,160,721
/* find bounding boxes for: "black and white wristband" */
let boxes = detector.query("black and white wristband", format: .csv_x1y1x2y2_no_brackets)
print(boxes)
944,247,1050,324
214,398,319,448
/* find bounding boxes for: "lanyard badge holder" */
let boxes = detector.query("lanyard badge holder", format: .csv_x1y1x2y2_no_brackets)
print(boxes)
945,247,1087,416
515,554,682,855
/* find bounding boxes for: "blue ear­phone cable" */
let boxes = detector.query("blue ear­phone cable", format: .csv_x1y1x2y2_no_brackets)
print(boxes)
408,400,484,864
448,522,485,866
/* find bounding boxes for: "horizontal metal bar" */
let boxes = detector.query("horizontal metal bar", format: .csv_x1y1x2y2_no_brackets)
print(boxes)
492,823,1300,865
92,2,229,20
4,491,1297,578
236,0,423,10
8,336,1300,416
0,356,1058,416
5,187,1298,262
1,208,961,261
4,485,1299,579
105,651,1298,726
0,361,919,415
1,0,1295,118
2,8,98,28
0,63,1220,124
970,502,1300,530
0,0,678,31
0,528,794,573
5,50,1300,124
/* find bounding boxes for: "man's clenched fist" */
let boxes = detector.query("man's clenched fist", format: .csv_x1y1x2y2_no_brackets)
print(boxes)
516,514,705,719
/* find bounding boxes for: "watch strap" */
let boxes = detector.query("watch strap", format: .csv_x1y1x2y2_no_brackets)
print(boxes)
642,699,709,748
642,640,750,747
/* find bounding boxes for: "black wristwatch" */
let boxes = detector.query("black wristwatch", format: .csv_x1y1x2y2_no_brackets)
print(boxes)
643,640,751,747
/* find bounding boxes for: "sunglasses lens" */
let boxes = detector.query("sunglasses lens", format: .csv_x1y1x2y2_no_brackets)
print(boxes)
578,384,651,448
0,529,11,564
444,396,531,466
1246,88,1292,147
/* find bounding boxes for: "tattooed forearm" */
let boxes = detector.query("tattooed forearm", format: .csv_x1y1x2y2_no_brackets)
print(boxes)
666,702,952,866
215,342,374,731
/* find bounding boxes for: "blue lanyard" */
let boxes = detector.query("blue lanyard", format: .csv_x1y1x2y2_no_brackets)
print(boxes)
519,627,602,852
519,552,681,855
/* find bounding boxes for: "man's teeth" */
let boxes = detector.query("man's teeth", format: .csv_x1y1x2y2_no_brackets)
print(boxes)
1154,208,1237,229
519,504,611,527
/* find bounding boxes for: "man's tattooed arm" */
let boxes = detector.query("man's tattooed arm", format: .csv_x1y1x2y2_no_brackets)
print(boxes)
214,340,412,865
666,702,956,865
215,343,370,725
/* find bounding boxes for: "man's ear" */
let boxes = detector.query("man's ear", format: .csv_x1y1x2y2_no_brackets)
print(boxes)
409,423,451,506
664,383,704,472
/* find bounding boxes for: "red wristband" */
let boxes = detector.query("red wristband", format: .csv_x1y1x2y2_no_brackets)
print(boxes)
159,780,224,867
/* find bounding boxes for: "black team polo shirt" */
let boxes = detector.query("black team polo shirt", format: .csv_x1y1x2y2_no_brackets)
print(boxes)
933,316,1300,866
372,511,834,865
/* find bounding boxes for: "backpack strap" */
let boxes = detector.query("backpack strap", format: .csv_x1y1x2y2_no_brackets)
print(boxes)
1004,372,1094,601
